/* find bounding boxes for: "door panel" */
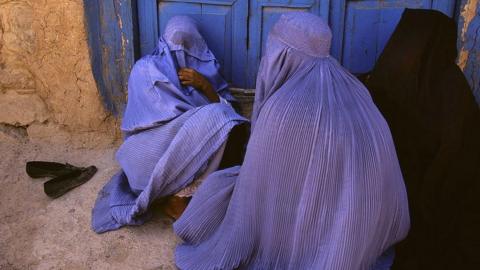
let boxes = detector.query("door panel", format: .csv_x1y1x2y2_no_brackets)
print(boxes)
138,0,248,86
246,0,330,88
331,0,457,74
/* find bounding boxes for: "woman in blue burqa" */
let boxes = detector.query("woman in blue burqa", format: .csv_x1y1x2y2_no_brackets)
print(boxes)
91,16,248,233
174,13,410,269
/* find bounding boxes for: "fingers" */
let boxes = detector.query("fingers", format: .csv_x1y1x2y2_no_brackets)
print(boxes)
178,68,195,76
178,72,193,81
180,80,193,86
179,74,193,86
179,76,193,85
178,68,207,89
178,69,195,82
179,69,197,85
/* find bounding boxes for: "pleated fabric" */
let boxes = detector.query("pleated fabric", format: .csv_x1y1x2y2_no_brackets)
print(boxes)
121,16,233,134
174,12,410,270
91,16,247,233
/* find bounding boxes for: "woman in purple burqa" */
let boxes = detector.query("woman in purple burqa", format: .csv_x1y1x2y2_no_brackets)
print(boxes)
174,13,410,269
91,16,247,233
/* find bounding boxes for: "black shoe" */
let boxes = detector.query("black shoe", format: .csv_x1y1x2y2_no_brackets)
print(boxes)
26,161,83,178
44,166,98,198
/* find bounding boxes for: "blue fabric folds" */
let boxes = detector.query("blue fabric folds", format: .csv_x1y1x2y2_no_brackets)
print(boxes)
93,104,246,233
92,16,247,234
174,12,410,269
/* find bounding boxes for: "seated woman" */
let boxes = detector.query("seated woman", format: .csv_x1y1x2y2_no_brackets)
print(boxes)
174,13,410,269
91,16,248,233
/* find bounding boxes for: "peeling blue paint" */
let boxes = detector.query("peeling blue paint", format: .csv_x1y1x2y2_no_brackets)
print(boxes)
458,0,480,104
83,0,136,115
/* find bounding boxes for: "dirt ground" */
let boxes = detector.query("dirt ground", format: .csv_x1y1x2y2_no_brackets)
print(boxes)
0,135,179,270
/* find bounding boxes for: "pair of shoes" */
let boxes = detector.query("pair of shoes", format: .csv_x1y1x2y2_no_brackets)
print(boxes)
26,161,98,199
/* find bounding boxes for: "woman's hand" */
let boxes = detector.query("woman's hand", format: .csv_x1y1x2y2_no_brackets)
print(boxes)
178,68,219,103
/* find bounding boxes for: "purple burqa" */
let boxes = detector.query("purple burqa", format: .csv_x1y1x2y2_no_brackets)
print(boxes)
174,13,410,269
91,16,246,233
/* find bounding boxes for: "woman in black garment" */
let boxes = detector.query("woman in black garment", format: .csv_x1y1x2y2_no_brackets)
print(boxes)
366,8,480,270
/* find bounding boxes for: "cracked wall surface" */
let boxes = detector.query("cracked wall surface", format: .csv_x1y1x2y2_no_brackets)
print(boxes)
0,0,117,146
458,0,480,104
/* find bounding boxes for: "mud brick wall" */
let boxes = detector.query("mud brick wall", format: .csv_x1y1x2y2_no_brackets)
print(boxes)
0,0,116,145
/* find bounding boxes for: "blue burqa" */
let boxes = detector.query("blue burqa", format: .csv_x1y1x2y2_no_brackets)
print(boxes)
174,13,410,269
91,16,246,233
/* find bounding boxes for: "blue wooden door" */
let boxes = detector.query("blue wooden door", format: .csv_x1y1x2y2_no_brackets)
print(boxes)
137,0,457,89
330,0,457,74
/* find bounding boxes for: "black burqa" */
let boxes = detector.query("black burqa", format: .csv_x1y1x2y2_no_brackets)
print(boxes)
365,9,480,270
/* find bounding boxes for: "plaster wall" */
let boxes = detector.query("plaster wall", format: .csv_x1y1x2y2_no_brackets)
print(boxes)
0,0,117,146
